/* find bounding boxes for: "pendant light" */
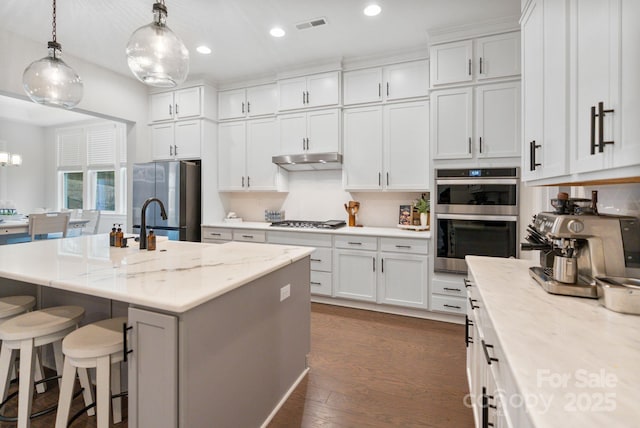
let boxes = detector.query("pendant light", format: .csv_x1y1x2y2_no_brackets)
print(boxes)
126,1,189,88
22,0,83,109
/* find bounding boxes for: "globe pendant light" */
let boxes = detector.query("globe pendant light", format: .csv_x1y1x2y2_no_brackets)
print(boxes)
126,1,189,88
22,0,83,109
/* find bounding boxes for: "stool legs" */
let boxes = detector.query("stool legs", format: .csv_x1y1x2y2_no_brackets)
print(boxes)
54,357,76,428
96,355,111,428
18,339,36,428
111,361,122,424
0,344,15,401
78,367,95,417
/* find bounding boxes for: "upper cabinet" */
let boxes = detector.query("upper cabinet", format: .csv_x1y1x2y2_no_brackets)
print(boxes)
218,84,277,120
149,85,216,123
278,109,341,155
278,71,340,111
343,60,429,105
429,32,521,88
431,82,521,161
521,0,640,184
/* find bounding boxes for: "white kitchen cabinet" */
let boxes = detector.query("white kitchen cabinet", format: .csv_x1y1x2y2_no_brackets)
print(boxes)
521,0,569,181
378,237,429,309
218,84,277,120
278,71,340,111
278,109,340,155
343,101,429,191
128,307,178,428
201,227,232,243
343,60,429,105
430,32,520,88
150,86,215,122
432,83,520,161
218,118,285,191
151,119,202,160
333,249,377,302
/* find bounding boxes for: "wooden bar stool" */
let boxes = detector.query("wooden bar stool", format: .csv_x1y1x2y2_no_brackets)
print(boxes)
0,305,86,428
55,317,127,428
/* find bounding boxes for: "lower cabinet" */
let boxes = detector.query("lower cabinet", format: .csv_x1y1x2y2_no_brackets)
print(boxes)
431,272,467,314
334,248,378,302
201,226,232,243
127,307,178,428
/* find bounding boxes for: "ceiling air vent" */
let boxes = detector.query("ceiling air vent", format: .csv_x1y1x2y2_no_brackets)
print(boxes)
295,17,328,30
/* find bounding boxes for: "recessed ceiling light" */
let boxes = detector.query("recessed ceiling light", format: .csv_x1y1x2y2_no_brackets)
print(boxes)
364,4,382,17
270,27,286,38
196,45,212,55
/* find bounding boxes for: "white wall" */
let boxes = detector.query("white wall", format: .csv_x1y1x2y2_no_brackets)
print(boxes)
222,170,428,227
0,119,47,213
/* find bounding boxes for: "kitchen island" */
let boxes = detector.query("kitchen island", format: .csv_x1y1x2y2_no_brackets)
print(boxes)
465,256,640,428
0,234,313,427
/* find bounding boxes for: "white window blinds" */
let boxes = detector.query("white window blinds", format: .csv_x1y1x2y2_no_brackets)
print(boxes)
57,129,84,168
87,124,117,166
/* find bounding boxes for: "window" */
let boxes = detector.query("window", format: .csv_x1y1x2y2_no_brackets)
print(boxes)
56,122,127,214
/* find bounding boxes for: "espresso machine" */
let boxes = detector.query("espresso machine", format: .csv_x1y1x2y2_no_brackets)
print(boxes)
522,212,640,298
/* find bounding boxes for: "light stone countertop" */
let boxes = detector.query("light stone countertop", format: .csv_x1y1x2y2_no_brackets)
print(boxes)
0,234,313,313
202,221,432,239
466,256,640,428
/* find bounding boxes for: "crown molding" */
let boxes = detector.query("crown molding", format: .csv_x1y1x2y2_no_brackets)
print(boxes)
427,15,520,45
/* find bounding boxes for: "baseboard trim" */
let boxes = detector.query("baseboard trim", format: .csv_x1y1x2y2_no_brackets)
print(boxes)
260,367,310,428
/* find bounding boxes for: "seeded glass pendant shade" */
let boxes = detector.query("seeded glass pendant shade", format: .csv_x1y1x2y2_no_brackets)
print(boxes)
22,0,83,109
126,1,189,87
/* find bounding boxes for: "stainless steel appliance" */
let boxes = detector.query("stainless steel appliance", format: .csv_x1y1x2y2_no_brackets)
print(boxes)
522,212,640,298
434,167,520,273
270,220,346,229
132,160,201,242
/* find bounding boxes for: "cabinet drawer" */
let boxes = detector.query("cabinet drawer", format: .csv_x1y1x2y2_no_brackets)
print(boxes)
432,281,465,297
310,271,332,296
380,237,429,254
431,295,466,315
201,228,232,241
334,235,377,251
232,230,266,243
309,248,332,272
267,231,332,247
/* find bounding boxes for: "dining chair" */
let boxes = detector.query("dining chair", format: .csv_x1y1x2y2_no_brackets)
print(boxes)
28,212,71,241
79,209,101,235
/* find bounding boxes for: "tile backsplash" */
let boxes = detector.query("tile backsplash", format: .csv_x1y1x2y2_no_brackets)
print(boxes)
571,183,640,218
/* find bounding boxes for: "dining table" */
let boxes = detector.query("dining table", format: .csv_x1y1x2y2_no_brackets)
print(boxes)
0,216,90,244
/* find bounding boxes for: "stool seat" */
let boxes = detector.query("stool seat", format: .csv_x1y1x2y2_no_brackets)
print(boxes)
0,306,85,341
63,317,127,359
0,296,36,320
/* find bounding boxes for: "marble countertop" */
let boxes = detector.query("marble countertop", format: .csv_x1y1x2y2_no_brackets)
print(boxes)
0,234,313,313
202,221,432,239
466,256,640,428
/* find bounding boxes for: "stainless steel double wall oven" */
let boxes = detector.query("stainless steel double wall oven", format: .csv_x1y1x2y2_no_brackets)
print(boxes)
434,168,520,273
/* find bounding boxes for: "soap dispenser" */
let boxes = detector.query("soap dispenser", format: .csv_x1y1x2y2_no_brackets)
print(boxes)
147,229,156,251
110,224,117,247
115,224,123,247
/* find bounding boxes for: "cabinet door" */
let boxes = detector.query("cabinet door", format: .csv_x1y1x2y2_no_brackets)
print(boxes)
342,106,383,190
150,92,174,122
128,307,178,428
571,0,620,173
306,71,340,108
306,109,340,153
279,112,307,154
476,82,521,158
384,101,430,189
476,32,521,80
151,123,174,160
218,121,246,191
429,40,473,87
431,88,473,159
246,84,277,117
333,250,377,302
218,88,246,120
175,87,201,119
246,118,280,190
174,120,201,159
521,0,544,180
278,77,307,111
378,253,429,309
384,60,429,101
343,68,383,105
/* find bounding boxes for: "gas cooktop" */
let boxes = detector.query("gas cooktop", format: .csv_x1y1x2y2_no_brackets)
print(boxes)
270,220,346,229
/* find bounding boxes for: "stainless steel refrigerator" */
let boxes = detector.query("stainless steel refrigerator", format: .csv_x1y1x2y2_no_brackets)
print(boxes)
132,160,201,242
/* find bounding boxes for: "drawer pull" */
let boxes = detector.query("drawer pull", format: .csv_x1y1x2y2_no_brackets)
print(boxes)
241,235,254,239
463,278,473,288
444,304,461,309
443,287,461,292
310,281,321,286
468,297,479,310
347,242,362,245
209,233,221,236
310,258,322,262
395,245,411,249
481,340,499,365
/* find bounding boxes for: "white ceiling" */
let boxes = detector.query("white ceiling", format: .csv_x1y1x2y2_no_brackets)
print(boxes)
0,0,520,125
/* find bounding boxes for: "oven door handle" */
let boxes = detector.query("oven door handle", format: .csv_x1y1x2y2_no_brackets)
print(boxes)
436,213,519,222
435,178,519,185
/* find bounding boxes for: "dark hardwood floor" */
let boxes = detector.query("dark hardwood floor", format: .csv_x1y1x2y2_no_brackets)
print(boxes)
0,303,472,427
